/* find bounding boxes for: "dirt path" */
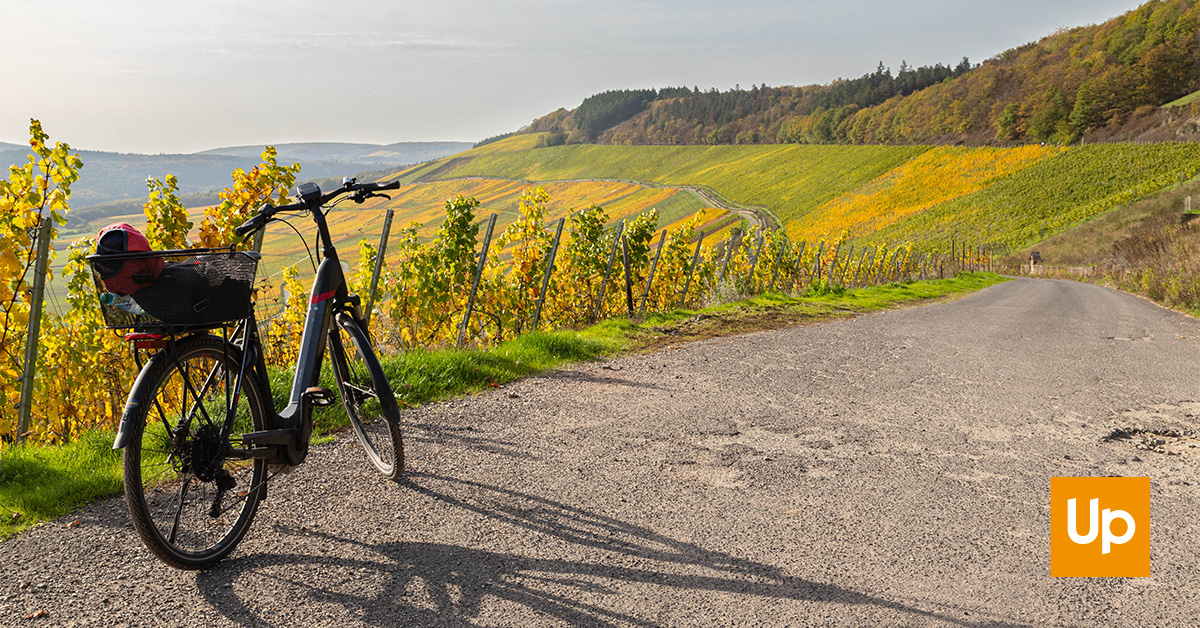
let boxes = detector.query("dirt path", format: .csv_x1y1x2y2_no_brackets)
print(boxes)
4,278,1200,626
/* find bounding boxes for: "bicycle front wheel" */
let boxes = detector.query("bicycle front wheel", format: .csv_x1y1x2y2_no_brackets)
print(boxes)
123,335,267,570
329,313,404,479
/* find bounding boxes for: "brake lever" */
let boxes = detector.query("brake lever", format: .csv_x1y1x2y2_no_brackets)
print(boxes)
352,191,391,204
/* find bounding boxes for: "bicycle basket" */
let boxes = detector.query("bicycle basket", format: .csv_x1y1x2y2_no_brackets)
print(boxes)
87,248,259,330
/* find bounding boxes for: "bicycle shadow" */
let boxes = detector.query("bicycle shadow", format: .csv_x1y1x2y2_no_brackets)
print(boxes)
195,472,1033,627
403,421,537,461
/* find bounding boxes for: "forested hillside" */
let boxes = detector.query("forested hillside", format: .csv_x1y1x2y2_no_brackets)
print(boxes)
523,0,1199,147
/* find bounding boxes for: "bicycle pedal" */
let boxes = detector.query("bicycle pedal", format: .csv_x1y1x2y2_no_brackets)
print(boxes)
303,386,336,406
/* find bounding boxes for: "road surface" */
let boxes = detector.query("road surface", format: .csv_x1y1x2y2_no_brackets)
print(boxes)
3,277,1199,626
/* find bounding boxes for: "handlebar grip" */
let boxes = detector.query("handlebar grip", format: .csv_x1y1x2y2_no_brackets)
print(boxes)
234,203,274,237
234,216,263,238
377,180,400,191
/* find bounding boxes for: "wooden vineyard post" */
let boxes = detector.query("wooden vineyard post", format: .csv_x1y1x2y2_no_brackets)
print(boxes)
679,231,704,308
746,231,766,292
768,235,787,292
532,217,565,331
457,213,497,348
837,244,854,288
718,232,739,284
638,230,667,314
785,241,806,294
17,218,52,443
364,208,395,329
594,220,625,321
622,234,634,315
812,241,825,287
853,249,867,287
826,242,841,286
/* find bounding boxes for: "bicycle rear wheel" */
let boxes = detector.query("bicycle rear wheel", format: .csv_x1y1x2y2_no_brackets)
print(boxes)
328,313,404,479
122,335,267,569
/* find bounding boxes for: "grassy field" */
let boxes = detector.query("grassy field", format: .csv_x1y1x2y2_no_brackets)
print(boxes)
867,142,1200,249
396,135,1200,253
786,145,1061,242
405,136,929,226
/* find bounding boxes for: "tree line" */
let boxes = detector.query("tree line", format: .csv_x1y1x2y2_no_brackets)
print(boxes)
520,0,1199,147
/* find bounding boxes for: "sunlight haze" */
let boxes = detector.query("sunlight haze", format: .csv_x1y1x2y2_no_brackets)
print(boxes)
0,0,1145,153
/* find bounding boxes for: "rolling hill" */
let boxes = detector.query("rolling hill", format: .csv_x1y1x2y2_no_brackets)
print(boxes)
0,140,471,221
516,0,1200,147
387,132,1200,253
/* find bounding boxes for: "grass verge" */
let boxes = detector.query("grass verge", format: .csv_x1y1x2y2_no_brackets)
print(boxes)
0,272,1004,539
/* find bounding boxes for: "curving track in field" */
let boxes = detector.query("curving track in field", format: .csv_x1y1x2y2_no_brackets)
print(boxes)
426,175,773,230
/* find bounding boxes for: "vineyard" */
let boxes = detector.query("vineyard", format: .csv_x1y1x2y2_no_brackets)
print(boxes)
866,142,1200,249
403,133,1200,251
401,137,929,226
7,119,1200,449
2,122,964,449
784,145,1062,242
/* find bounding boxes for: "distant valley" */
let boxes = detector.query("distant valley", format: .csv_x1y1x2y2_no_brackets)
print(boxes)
0,140,472,227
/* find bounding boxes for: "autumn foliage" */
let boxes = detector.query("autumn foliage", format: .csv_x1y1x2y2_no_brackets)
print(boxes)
0,125,941,447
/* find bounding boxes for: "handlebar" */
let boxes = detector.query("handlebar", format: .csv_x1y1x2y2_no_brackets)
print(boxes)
233,178,400,238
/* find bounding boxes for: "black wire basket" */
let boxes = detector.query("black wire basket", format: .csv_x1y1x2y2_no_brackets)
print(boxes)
87,248,260,330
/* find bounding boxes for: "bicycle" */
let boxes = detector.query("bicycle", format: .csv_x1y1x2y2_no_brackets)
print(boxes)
89,178,405,569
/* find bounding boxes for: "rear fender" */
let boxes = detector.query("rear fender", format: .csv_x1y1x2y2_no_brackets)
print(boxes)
112,350,168,450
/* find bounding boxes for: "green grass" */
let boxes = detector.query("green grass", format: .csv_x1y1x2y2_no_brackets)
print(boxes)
419,135,929,226
1005,176,1200,266
869,143,1200,249
0,430,123,538
0,272,1003,539
1164,90,1200,108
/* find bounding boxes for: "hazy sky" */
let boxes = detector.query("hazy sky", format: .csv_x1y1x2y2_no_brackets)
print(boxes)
1,0,1145,154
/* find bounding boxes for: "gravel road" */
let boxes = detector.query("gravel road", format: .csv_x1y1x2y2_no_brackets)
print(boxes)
4,277,1200,627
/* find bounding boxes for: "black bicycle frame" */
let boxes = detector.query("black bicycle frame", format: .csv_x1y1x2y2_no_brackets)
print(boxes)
112,203,363,470
237,205,364,466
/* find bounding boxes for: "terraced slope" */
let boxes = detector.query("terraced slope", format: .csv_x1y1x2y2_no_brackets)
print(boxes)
785,145,1063,242
399,136,929,228
867,142,1200,249
401,134,1200,252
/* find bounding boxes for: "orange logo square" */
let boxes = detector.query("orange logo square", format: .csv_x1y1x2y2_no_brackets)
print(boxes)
1051,477,1149,577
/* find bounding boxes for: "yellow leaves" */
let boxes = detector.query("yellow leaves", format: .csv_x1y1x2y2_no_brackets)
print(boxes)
195,147,300,249
786,145,1058,243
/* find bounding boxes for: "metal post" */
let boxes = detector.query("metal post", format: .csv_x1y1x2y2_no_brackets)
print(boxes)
17,218,52,442
679,231,703,308
364,208,395,329
457,213,496,348
622,234,634,315
252,228,265,253
532,217,565,331
594,220,625,321
638,231,667,313
768,235,787,292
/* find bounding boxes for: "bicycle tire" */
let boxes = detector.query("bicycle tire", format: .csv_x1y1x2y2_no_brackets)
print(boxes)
122,335,267,569
328,313,404,479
